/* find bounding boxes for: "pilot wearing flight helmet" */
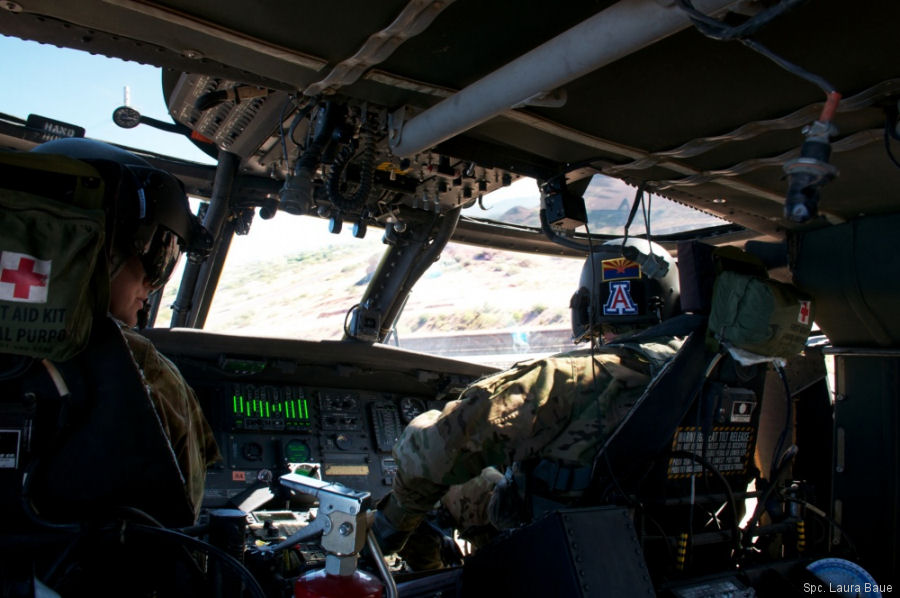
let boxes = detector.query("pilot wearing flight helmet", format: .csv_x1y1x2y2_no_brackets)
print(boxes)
32,138,221,519
373,238,684,566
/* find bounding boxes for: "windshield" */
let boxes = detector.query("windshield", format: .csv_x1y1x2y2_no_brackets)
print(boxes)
4,36,728,367
158,219,585,369
462,174,726,234
391,243,583,367
205,220,386,339
155,173,723,368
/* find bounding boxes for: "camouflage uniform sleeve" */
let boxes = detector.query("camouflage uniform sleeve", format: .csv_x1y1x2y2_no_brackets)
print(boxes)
440,466,505,533
122,327,221,518
389,349,651,527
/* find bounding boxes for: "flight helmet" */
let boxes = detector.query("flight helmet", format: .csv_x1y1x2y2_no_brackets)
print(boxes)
570,238,680,342
32,138,211,288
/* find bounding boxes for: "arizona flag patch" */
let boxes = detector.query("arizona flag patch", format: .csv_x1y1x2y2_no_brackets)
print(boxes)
601,257,641,281
0,251,51,303
604,280,639,315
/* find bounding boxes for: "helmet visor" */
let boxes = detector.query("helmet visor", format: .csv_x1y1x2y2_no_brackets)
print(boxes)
129,166,194,241
140,227,182,289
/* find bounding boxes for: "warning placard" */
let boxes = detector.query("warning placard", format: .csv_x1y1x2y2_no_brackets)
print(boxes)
668,426,754,478
0,430,21,469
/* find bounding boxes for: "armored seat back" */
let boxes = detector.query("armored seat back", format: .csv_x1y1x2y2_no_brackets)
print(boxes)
592,242,780,503
0,151,194,535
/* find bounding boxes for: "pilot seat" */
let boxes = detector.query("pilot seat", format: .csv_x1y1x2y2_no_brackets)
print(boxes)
461,241,817,597
0,151,202,596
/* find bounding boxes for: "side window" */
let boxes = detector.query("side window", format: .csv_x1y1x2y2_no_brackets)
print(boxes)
155,210,584,368
464,175,726,233
154,260,185,329
157,213,385,338
155,174,719,366
210,217,387,339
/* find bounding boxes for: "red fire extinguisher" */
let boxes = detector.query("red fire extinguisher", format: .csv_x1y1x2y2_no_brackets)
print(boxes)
294,556,384,598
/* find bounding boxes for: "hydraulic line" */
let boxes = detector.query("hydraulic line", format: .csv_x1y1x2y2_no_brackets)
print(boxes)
652,128,883,192
279,102,341,214
884,110,900,169
770,365,794,480
539,209,622,256
604,79,900,175
676,0,805,41
677,0,836,97
741,445,798,551
669,449,740,556
326,116,377,213
128,524,267,598
675,0,842,222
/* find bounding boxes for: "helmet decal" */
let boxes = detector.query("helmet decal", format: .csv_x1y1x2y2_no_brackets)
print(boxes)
603,281,639,316
601,257,641,281
571,238,680,342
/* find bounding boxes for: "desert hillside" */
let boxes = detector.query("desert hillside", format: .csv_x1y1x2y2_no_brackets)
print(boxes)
160,240,583,346
156,175,720,360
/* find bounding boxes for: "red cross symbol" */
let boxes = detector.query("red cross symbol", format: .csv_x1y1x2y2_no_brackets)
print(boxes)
1,257,48,299
798,300,811,325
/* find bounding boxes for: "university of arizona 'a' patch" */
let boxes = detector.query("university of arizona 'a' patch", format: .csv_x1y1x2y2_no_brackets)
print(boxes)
603,280,638,315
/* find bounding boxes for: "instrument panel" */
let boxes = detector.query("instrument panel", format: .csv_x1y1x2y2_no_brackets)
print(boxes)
199,382,433,507
142,328,494,511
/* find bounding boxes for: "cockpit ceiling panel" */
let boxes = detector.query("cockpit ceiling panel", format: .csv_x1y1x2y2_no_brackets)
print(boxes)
2,0,899,238
3,1,898,113
149,0,416,65
515,2,900,155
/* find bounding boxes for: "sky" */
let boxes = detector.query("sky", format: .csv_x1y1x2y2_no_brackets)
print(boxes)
1,35,214,164
1,33,717,261
1,34,551,263
0,34,415,263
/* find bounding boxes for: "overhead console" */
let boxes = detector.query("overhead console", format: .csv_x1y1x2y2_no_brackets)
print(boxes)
142,328,495,506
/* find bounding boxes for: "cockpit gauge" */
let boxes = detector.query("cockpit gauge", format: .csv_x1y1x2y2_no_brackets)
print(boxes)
112,105,142,129
284,439,311,463
321,392,358,412
242,441,264,461
398,397,427,424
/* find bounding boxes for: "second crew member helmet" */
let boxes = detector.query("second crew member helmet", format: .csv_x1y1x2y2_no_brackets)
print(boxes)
32,138,211,288
570,238,680,342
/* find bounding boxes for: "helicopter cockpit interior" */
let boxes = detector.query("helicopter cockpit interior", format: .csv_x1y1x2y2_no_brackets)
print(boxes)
2,0,900,596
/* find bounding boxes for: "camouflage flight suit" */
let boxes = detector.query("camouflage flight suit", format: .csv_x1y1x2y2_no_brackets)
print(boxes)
121,326,221,519
383,335,683,539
